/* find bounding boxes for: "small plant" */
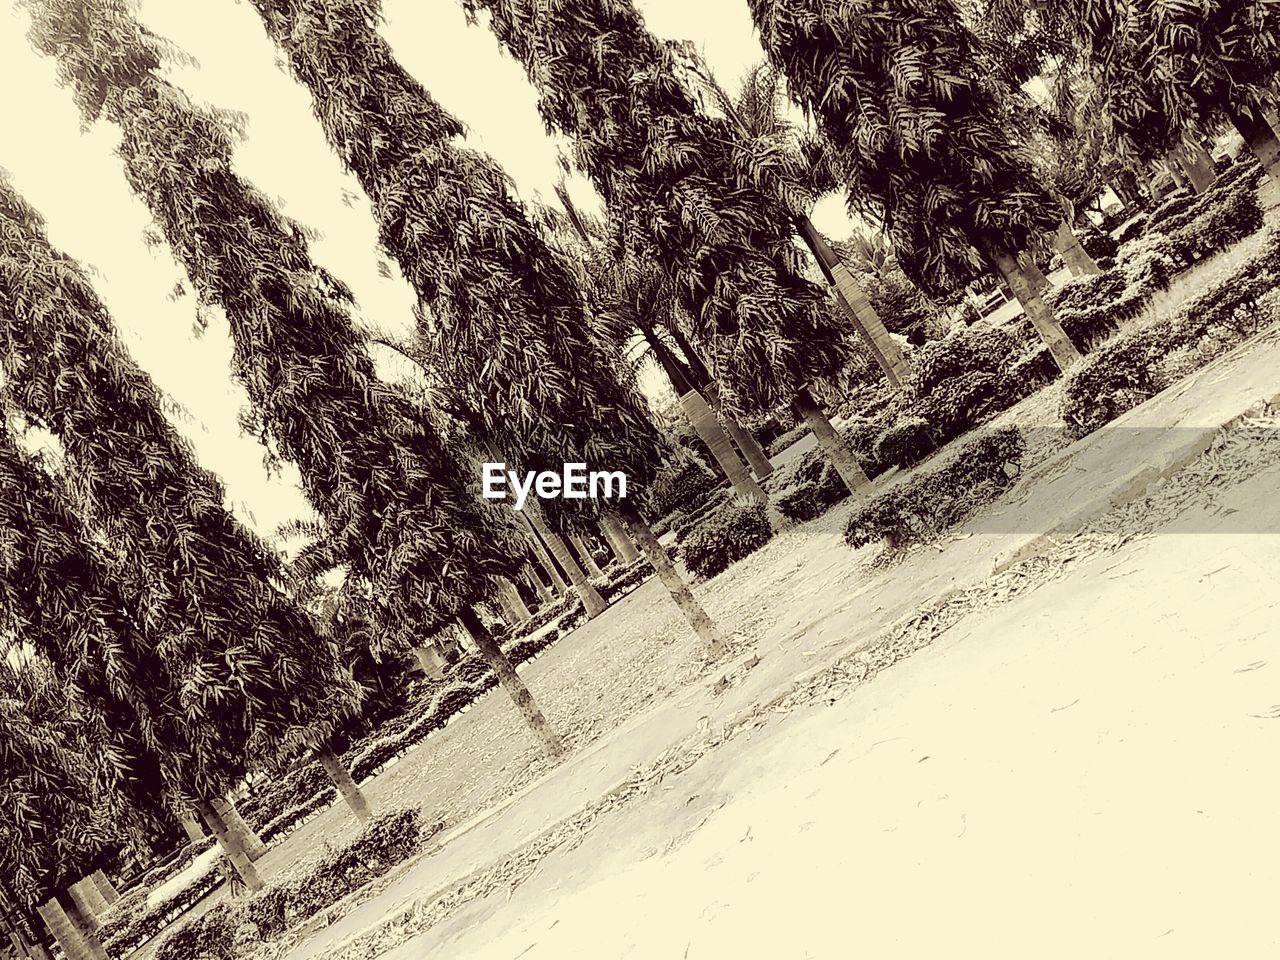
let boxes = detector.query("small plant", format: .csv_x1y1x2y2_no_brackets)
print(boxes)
875,417,936,469
845,427,1024,549
645,454,716,519
680,501,774,580
776,463,850,522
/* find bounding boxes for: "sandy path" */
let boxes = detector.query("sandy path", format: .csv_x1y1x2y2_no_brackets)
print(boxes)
380,453,1280,960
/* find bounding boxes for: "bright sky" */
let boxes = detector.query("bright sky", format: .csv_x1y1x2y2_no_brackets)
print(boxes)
0,0,852,539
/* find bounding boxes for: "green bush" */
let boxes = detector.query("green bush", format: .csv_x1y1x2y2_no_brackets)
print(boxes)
155,903,239,960
680,502,774,580
845,428,1025,549
766,421,809,457
908,324,1019,397
875,416,936,469
1078,226,1118,265
1059,330,1167,438
1167,184,1264,263
1060,228,1280,438
918,371,1012,438
646,455,716,518
1115,214,1149,245
242,763,332,833
158,810,431,959
776,463,850,523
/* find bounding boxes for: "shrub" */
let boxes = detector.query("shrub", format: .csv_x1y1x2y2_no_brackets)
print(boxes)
875,417,937,469
646,455,716,518
1115,214,1149,245
159,810,432,959
1077,227,1118,265
918,371,1012,438
907,324,1019,397
845,428,1025,549
1059,327,1168,439
765,421,809,457
1060,228,1280,438
1009,345,1057,393
1167,184,1264,263
155,904,239,960
598,558,654,603
242,762,331,832
1147,188,1195,229
776,463,850,522
680,502,774,580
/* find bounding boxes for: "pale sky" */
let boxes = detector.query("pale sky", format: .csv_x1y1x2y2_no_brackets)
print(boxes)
0,0,852,539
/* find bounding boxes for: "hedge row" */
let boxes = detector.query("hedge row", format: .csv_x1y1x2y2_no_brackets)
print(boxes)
101,857,225,957
680,502,775,580
1061,228,1280,438
155,809,431,960
844,428,1026,549
1050,180,1263,351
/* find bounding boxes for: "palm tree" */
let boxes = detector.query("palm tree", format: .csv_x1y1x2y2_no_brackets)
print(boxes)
466,0,876,497
243,0,728,652
0,170,358,888
1039,0,1280,182
0,657,120,960
749,0,1085,372
540,202,772,498
693,61,913,386
28,0,569,760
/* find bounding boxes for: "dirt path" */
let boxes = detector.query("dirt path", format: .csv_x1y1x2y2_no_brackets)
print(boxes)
368,413,1280,960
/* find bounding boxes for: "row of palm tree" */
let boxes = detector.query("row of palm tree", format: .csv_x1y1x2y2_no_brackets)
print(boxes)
4,0,1278,956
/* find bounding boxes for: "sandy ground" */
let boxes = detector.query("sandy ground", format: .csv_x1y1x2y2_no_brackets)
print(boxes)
129,187,1280,957
374,423,1280,960
262,309,1280,960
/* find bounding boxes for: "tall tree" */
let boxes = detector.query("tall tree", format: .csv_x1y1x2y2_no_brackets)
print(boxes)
748,0,1085,372
693,60,913,386
538,196,773,493
0,169,355,888
465,0,875,497
0,655,119,959
0,421,179,824
27,0,565,760
1038,0,1280,181
244,0,727,651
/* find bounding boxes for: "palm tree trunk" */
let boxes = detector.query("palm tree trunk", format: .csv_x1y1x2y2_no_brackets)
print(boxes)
90,872,118,906
1170,142,1216,194
794,215,911,388
36,897,103,960
1226,103,1280,183
500,577,532,621
676,388,767,502
666,329,775,479
982,241,1081,372
568,534,604,578
791,386,872,496
614,506,725,653
315,744,372,822
458,606,565,756
644,328,763,495
524,507,608,617
194,798,264,892
212,796,266,861
523,525,568,595
412,643,447,680
67,878,107,922
523,563,554,602
176,804,206,843
1054,222,1101,277
599,513,640,563
700,381,774,479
